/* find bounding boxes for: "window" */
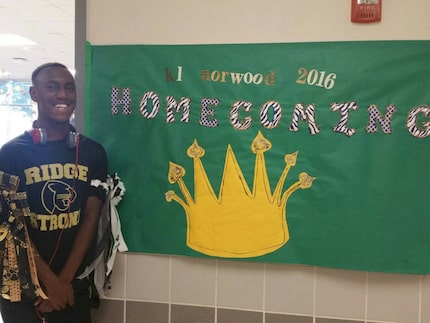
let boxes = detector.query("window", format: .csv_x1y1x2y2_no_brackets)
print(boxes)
0,81,35,146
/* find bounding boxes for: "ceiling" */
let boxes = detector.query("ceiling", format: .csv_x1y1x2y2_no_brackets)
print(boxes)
0,0,74,81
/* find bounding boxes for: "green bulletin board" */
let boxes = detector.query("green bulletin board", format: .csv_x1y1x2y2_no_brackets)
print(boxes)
87,40,430,274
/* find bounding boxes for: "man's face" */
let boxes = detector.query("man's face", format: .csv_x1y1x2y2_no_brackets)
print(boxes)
30,66,76,124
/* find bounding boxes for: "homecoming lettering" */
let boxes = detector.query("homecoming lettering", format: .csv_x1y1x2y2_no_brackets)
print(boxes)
110,87,430,139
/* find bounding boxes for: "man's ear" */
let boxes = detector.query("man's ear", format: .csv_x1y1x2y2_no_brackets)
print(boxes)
29,86,38,101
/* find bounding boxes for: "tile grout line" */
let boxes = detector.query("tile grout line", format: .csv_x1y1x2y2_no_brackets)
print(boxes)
262,263,266,323
215,259,218,323
168,256,172,323
418,274,422,323
123,254,128,323
313,266,316,323
365,272,368,323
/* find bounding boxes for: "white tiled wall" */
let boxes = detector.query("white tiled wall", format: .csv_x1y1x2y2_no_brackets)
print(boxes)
106,253,428,323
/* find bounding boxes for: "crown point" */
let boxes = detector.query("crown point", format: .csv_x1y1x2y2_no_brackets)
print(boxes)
168,162,186,183
299,172,315,189
187,139,205,158
251,131,272,153
285,151,298,166
165,190,175,202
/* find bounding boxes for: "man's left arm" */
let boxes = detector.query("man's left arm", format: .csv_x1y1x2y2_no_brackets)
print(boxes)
59,143,108,281
59,195,103,283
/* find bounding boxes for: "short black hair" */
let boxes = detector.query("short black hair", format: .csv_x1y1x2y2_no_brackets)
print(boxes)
31,62,69,85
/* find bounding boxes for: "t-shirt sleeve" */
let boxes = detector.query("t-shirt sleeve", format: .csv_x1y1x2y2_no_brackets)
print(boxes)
0,144,19,177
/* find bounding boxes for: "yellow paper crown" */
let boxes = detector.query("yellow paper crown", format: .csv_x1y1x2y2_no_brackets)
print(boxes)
165,131,315,258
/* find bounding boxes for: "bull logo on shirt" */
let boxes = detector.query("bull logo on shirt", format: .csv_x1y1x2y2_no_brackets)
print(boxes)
41,180,77,214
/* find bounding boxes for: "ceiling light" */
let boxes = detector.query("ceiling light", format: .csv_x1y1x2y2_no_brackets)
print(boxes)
0,34,36,47
13,57,28,63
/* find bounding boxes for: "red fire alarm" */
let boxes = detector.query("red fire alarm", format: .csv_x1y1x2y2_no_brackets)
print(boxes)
351,0,382,23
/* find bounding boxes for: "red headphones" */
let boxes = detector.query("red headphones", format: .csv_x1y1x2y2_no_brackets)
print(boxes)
27,128,79,149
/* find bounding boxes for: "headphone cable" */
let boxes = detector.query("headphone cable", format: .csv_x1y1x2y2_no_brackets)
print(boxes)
48,134,79,266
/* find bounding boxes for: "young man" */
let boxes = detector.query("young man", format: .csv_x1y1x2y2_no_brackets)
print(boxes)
0,62,108,322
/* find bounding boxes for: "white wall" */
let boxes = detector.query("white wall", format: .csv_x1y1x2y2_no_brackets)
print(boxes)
87,0,430,45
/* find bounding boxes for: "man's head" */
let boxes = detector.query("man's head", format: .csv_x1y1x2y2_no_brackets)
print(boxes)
29,62,76,126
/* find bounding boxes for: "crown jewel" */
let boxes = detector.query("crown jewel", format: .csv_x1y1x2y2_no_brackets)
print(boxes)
166,131,315,258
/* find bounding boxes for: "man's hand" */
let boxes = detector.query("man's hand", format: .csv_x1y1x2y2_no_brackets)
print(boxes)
39,275,74,311
34,297,54,313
